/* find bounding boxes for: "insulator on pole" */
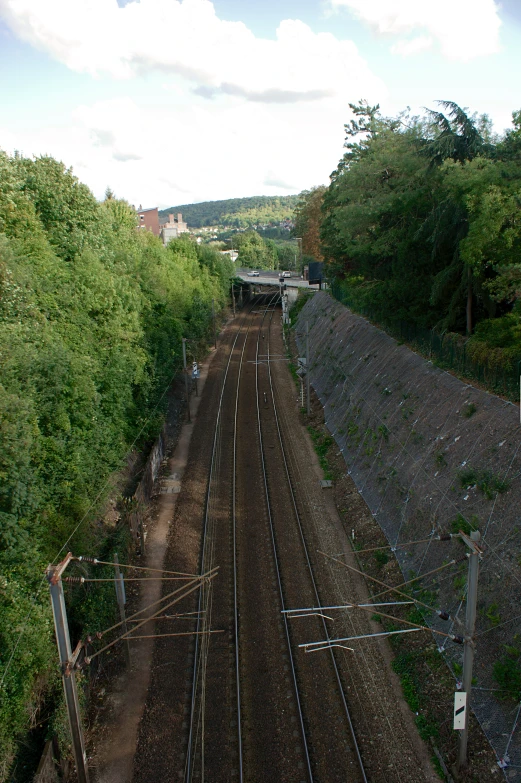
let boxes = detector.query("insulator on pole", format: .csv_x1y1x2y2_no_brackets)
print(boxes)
452,635,464,645
437,610,450,621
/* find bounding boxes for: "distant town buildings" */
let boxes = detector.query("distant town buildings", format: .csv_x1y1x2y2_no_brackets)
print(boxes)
137,205,160,236
160,213,189,246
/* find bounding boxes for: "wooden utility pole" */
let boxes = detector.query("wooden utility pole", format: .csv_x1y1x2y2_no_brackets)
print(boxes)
182,338,191,422
457,530,481,770
47,556,90,783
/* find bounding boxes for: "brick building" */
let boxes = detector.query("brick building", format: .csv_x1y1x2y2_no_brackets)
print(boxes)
136,205,160,236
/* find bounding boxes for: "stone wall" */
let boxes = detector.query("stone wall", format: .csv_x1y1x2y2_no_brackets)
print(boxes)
296,291,521,776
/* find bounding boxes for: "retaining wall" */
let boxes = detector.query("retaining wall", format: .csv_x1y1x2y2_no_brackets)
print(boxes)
296,292,521,777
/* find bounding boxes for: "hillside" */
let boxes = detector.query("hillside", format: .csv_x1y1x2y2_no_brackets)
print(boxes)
159,195,298,228
295,291,521,774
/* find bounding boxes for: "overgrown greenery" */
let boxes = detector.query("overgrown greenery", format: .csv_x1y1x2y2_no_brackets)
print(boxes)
0,151,234,779
319,99,521,362
458,466,510,499
158,195,298,229
306,425,334,480
493,646,521,701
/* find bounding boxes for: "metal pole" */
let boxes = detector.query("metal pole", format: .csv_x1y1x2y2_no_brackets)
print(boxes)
212,298,217,348
182,338,191,423
114,554,130,667
232,284,236,317
47,566,90,783
458,530,481,770
305,320,310,416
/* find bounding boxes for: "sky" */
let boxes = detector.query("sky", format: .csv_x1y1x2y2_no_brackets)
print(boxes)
0,0,520,208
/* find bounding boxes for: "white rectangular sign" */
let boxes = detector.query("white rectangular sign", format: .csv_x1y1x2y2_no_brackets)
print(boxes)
454,691,467,730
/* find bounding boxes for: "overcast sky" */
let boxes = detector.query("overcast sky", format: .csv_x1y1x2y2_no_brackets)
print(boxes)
1,0,519,208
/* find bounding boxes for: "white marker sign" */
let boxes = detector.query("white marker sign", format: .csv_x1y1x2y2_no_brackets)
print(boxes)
454,691,467,730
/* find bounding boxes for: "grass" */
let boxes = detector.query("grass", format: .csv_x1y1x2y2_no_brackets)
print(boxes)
493,646,521,701
374,549,389,567
458,467,510,499
307,425,334,480
391,649,440,742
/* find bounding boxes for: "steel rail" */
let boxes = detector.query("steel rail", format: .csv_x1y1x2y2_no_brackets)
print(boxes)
231,288,281,782
264,306,368,783
184,296,256,782
185,291,280,782
254,300,315,782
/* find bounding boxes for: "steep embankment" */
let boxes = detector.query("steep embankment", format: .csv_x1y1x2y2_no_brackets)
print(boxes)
295,291,521,774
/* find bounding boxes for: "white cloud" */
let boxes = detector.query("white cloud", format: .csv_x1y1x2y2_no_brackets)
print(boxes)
0,0,382,103
1,91,362,208
0,0,389,207
330,0,501,61
390,36,432,57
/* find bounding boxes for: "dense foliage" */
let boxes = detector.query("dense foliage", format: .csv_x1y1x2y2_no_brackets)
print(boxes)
159,195,298,228
320,100,521,361
0,152,233,779
219,229,298,271
294,187,326,261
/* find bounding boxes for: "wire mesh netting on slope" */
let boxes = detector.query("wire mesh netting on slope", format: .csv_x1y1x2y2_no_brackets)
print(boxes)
295,291,521,779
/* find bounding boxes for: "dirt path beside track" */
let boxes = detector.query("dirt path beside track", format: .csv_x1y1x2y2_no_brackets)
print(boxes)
91,348,217,783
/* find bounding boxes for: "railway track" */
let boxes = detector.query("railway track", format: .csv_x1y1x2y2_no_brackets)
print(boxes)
183,291,367,782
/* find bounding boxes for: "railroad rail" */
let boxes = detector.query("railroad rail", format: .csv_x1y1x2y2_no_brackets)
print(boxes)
259,304,367,781
183,291,368,782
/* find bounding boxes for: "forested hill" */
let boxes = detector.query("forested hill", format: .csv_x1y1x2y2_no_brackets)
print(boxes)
159,195,298,228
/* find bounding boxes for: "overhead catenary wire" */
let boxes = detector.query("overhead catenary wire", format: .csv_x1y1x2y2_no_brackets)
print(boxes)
85,572,217,664
334,534,454,555
120,630,224,641
73,556,197,577
302,627,424,651
367,555,466,604
64,577,198,583
295,599,463,643
319,550,458,619
92,567,218,641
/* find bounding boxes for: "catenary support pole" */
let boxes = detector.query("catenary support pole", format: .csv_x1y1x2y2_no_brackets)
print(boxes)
305,320,310,416
47,564,90,783
212,298,217,348
458,530,481,770
232,284,236,317
114,554,130,667
182,338,191,423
